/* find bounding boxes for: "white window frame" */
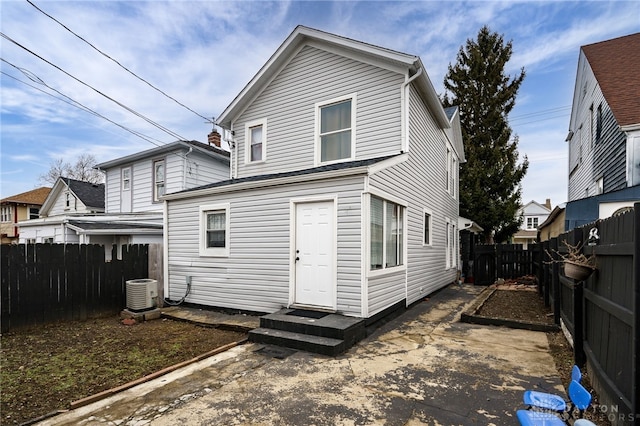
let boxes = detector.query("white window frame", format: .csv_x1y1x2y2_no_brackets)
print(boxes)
199,203,230,257
315,93,357,166
122,167,131,191
446,217,455,269
244,118,267,164
28,207,39,220
368,192,407,276
526,217,539,230
153,159,165,202
1,205,12,222
423,208,432,246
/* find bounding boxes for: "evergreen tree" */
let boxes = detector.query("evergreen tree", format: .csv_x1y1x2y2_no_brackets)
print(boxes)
443,25,528,243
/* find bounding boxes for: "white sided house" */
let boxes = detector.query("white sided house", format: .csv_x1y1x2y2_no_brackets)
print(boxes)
163,26,465,320
19,140,230,252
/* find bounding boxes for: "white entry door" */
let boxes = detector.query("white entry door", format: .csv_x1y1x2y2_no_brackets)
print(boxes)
294,200,335,308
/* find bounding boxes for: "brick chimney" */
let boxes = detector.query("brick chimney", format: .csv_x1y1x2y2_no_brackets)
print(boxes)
545,198,551,209
208,129,221,148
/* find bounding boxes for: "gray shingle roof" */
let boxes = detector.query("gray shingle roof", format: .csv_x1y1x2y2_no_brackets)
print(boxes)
63,178,105,209
175,154,399,195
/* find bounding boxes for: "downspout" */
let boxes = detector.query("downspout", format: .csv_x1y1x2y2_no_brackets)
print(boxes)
399,66,422,305
400,67,423,153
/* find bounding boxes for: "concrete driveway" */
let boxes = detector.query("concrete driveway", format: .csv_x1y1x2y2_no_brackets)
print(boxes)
38,284,563,426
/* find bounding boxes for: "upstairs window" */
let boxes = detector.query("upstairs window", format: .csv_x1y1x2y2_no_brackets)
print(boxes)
596,104,602,143
370,196,404,271
317,94,356,164
29,207,39,219
122,167,131,191
153,160,165,201
245,119,267,163
1,206,12,222
526,217,539,229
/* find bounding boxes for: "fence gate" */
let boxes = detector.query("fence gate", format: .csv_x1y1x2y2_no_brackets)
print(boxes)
473,245,496,285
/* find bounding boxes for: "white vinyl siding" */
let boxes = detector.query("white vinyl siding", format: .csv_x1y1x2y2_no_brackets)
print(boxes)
166,175,365,316
368,85,458,315
48,191,88,216
103,148,229,213
233,45,403,178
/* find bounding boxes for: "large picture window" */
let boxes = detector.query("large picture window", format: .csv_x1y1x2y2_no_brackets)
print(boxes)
199,203,230,257
316,94,355,164
370,196,404,271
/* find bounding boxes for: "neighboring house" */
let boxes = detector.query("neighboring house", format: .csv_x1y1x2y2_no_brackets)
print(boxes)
512,199,552,248
19,139,230,252
565,33,640,230
0,187,51,244
163,26,465,319
19,177,105,244
538,203,566,242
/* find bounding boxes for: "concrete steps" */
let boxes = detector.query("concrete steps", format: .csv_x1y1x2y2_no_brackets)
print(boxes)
249,309,365,356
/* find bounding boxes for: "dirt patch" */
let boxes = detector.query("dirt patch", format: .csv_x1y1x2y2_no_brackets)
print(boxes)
478,282,611,425
476,288,555,324
0,316,246,425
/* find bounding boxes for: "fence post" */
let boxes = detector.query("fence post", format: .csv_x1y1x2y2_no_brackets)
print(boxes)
572,227,586,367
550,238,560,325
633,202,639,422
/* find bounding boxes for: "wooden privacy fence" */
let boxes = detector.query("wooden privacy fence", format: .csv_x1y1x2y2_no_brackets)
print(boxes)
1,244,149,332
472,243,539,285
538,204,639,426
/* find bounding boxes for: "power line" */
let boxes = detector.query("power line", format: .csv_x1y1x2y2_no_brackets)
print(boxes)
1,63,166,147
510,105,571,121
1,31,190,142
26,0,213,124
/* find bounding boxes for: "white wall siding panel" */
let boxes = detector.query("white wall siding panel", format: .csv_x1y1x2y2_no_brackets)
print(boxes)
166,175,365,316
184,151,229,188
105,169,121,213
368,85,457,313
235,46,404,178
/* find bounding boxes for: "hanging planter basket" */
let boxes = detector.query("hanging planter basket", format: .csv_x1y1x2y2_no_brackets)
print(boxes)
563,260,595,281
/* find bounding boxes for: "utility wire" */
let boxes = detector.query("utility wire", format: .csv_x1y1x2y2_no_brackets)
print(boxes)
1,64,166,147
1,31,190,142
25,0,213,124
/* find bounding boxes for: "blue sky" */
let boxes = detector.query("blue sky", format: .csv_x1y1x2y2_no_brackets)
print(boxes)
1,1,639,207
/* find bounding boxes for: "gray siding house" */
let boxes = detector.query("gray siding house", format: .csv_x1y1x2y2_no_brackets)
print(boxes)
565,33,640,229
19,140,230,252
163,26,465,318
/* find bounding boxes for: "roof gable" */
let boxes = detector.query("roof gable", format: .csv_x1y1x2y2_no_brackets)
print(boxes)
40,177,104,215
582,33,640,128
216,25,449,130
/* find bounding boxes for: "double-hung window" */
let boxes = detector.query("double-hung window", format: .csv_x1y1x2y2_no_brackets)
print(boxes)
245,119,267,163
29,207,39,219
153,160,165,202
526,217,538,229
370,196,404,271
317,94,355,164
1,206,12,222
122,167,131,191
199,203,230,257
423,209,432,246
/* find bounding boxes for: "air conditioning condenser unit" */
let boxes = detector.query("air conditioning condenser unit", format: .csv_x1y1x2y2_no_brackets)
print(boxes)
126,279,158,311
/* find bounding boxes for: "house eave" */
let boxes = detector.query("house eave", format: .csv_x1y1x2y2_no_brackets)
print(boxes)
620,123,640,132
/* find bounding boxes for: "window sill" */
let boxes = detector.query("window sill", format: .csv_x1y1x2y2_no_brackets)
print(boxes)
368,264,406,279
316,156,354,167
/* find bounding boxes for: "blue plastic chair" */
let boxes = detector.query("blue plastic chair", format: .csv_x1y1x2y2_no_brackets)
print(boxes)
517,380,593,425
523,365,582,411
